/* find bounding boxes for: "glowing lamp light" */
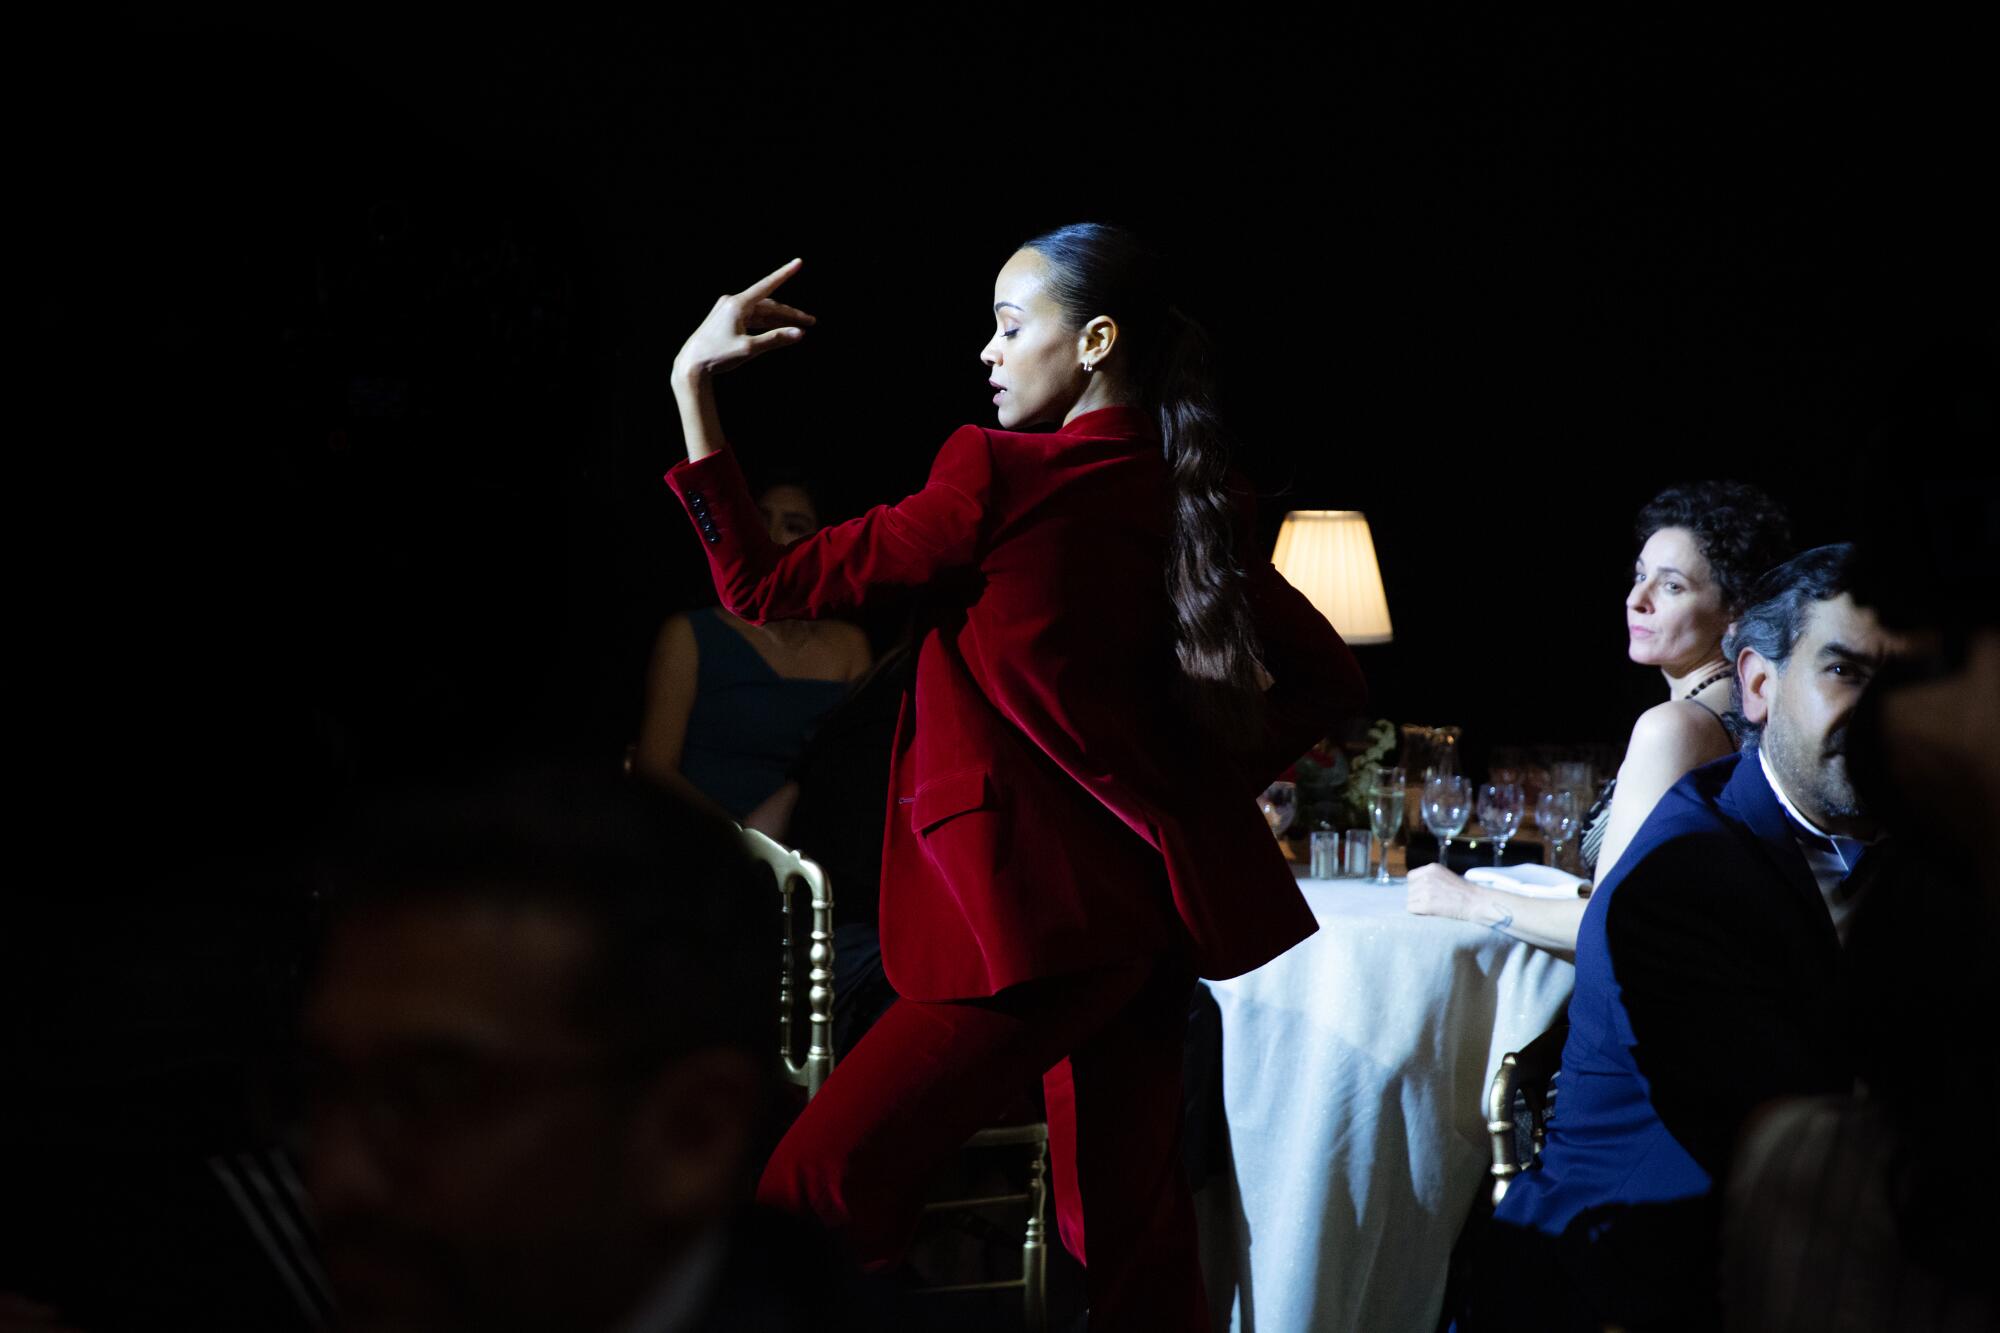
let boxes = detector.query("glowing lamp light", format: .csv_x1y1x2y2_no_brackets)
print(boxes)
1270,510,1394,646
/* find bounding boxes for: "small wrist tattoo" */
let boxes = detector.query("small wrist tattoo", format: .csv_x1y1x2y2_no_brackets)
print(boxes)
1488,907,1516,935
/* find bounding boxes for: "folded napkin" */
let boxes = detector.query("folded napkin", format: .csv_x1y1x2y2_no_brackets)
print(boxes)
1465,865,1591,899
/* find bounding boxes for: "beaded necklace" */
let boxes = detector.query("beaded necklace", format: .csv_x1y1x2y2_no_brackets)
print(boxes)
1680,665,1733,703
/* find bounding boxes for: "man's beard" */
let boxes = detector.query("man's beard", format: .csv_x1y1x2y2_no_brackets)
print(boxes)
1811,757,1866,820
1767,716,1867,825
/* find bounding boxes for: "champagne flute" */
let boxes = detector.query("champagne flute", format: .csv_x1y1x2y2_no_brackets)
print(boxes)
1478,781,1526,866
1368,768,1407,884
1423,774,1473,861
1536,789,1581,871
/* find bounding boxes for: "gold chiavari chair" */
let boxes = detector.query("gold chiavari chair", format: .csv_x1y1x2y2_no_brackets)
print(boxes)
1487,1015,1569,1205
736,826,1049,1332
740,826,836,1100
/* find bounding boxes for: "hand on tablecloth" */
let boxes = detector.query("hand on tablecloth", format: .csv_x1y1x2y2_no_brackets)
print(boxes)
1408,863,1588,954
1404,863,1484,922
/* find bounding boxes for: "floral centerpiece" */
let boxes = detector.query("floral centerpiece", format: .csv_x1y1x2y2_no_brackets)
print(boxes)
1293,719,1398,832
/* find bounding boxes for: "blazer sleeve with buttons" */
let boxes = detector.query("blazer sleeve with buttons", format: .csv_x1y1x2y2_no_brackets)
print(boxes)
666,405,1366,1000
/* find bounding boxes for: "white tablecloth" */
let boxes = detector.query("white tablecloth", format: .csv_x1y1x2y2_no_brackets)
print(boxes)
1200,875,1576,1333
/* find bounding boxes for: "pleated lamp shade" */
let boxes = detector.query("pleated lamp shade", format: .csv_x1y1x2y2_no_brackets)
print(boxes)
1270,510,1394,646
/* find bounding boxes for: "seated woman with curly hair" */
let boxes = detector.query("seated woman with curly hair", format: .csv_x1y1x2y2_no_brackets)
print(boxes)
1405,481,1792,955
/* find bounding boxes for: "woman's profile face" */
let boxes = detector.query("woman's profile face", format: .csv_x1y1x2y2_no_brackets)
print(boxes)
1626,526,1731,673
980,248,1086,429
757,484,819,545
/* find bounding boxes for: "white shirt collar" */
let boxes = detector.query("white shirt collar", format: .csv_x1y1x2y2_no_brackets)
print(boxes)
1757,745,1872,943
1759,743,1836,839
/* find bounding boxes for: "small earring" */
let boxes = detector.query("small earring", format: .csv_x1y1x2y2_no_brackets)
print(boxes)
1079,361,1093,373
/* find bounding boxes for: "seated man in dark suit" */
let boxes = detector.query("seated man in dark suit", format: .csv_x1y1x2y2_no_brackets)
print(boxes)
1460,543,1916,1332
300,767,903,1333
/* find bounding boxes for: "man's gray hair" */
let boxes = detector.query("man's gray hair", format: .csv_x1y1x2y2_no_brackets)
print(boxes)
1724,542,1859,745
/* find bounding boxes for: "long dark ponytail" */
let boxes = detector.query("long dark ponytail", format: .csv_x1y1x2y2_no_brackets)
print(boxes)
1021,223,1265,750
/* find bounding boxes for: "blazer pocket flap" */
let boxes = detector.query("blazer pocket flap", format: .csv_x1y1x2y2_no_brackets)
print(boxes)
911,768,994,832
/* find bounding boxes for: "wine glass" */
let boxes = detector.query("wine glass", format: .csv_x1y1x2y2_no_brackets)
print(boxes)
1478,782,1526,866
1368,767,1406,884
1422,774,1473,859
1536,789,1581,871
1259,781,1298,839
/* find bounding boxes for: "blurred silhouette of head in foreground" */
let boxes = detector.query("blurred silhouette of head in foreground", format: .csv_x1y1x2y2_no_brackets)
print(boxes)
301,767,777,1333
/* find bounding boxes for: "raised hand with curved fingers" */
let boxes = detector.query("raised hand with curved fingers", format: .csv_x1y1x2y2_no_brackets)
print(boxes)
673,257,817,379
671,258,817,464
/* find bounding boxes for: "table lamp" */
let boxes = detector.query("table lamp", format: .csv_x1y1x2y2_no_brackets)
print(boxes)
1270,510,1394,645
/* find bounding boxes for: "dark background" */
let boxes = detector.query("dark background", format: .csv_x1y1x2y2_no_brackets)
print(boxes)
27,9,1997,839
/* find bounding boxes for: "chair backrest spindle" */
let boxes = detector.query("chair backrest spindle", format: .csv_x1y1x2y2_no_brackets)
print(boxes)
1487,1014,1568,1205
738,826,835,1099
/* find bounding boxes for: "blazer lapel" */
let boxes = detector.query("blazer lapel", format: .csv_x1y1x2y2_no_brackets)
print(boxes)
1721,749,1840,952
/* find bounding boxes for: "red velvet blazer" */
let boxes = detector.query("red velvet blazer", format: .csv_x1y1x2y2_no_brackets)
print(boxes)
666,404,1366,1002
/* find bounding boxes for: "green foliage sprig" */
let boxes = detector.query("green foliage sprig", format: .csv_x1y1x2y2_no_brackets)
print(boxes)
1294,719,1397,831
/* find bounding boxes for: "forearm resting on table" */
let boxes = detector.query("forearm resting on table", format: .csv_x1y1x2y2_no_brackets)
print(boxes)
1420,881,1584,955
1474,890,1584,955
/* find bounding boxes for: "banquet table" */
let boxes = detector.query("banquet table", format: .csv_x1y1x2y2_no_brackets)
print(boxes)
1198,871,1577,1333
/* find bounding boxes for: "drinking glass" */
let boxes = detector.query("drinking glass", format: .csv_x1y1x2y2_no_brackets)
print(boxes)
1259,781,1297,839
1478,782,1526,865
1536,789,1581,871
1422,774,1473,857
1309,830,1340,879
1368,768,1407,884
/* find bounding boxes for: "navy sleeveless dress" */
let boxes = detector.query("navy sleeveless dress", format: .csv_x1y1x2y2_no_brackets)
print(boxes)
678,608,850,820
1579,698,1740,876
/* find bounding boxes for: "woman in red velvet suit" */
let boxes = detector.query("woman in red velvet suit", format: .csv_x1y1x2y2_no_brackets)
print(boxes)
665,223,1364,1331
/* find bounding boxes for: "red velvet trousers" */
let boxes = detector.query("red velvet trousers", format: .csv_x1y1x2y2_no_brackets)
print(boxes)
755,958,1207,1333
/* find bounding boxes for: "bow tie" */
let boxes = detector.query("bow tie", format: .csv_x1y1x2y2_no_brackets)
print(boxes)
1787,817,1872,879
1805,829,1874,884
